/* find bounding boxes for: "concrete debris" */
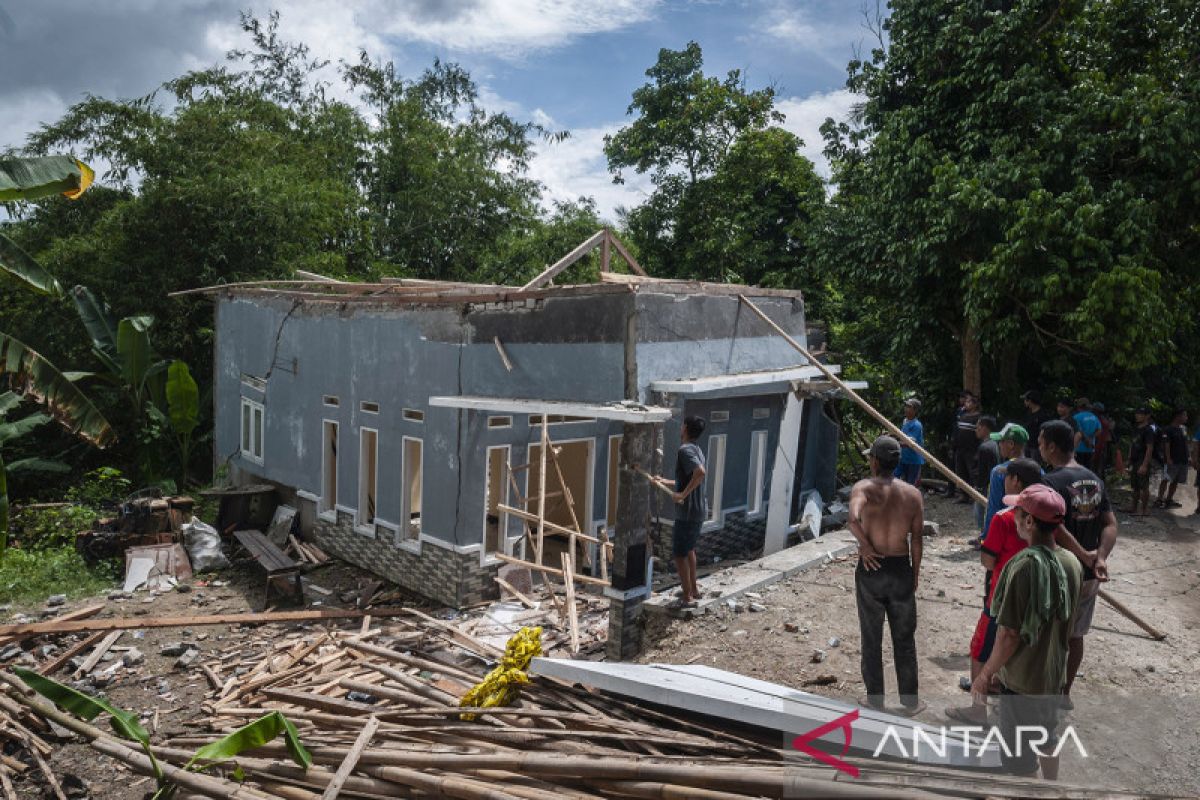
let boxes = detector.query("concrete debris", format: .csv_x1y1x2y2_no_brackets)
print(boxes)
160,642,189,657
748,603,767,613
784,621,800,633
46,595,67,607
811,649,827,663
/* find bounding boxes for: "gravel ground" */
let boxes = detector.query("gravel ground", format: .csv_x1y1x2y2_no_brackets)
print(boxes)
641,485,1200,796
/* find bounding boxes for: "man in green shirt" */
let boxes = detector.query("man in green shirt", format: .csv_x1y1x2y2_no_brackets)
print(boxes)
971,483,1082,778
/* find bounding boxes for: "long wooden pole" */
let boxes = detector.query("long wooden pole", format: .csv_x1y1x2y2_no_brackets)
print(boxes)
536,417,549,563
738,295,986,506
0,607,397,639
739,294,1166,642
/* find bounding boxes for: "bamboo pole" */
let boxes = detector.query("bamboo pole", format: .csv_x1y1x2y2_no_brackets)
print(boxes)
537,417,549,562
737,294,986,506
1096,589,1167,640
740,294,1164,640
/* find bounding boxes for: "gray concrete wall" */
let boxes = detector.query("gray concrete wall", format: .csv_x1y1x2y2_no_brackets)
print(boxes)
214,293,632,552
631,292,808,402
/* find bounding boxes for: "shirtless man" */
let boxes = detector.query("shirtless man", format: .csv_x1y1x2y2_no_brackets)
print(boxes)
849,435,925,714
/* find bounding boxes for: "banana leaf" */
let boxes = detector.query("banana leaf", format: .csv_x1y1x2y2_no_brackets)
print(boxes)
0,392,19,416
186,710,311,770
13,666,150,744
70,286,120,364
116,316,154,392
0,412,51,444
165,361,198,438
6,457,70,474
0,155,94,201
0,332,115,447
0,232,62,296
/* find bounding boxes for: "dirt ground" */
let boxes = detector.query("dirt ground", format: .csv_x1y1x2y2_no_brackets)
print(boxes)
642,484,1200,797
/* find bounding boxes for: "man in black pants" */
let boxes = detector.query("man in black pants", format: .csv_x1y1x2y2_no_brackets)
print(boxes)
651,416,708,608
849,436,925,714
951,392,981,502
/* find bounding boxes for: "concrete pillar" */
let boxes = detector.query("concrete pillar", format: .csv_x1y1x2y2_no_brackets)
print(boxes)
605,422,656,661
764,390,805,554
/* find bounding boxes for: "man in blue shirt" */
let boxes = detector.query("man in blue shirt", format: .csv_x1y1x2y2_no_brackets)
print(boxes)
982,423,1033,536
1072,398,1102,471
894,398,925,485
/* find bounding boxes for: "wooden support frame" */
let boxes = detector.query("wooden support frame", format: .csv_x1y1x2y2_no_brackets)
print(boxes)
520,229,648,291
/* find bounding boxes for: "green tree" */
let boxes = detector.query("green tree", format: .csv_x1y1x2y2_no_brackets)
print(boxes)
606,43,824,285
818,0,1200,409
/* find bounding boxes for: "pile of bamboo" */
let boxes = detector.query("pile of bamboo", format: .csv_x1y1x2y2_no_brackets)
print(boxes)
0,610,1156,799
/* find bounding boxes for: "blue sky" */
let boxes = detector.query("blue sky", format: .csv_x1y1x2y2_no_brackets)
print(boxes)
0,0,871,220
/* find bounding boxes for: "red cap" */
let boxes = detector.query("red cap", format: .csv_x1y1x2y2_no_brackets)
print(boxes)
1002,484,1065,524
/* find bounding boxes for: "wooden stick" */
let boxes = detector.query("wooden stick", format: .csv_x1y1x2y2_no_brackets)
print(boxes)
494,337,514,372
0,766,16,800
0,603,105,648
495,577,538,608
737,294,987,506
0,607,401,638
1097,589,1167,640
72,630,123,679
597,527,609,582
319,715,379,800
29,747,67,800
537,416,549,563
497,505,602,544
560,553,580,653
37,630,106,676
494,553,608,587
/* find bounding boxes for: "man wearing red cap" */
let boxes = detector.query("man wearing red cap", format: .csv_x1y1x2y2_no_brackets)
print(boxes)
971,484,1082,778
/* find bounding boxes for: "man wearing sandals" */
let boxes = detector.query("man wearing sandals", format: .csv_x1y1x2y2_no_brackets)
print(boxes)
849,436,924,714
650,416,708,608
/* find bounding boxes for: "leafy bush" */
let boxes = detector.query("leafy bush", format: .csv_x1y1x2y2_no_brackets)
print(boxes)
11,505,96,551
0,547,114,605
65,467,131,509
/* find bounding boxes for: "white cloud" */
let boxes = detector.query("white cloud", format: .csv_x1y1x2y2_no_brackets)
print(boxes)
528,124,653,222
756,2,878,69
776,88,862,177
367,0,659,58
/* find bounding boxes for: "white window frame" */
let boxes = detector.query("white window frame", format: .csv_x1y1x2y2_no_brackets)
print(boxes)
240,397,264,465
703,434,726,531
482,444,513,565
356,427,379,535
403,408,425,423
320,419,339,519
360,401,380,414
747,429,768,517
398,435,424,546
524,435,595,544
709,410,730,423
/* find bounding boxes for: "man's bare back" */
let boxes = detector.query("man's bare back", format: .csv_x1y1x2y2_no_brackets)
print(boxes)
850,476,924,562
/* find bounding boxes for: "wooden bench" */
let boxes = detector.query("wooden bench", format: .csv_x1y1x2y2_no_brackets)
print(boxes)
233,529,304,607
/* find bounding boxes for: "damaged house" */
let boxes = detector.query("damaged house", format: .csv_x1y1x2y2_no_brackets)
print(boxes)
199,233,850,618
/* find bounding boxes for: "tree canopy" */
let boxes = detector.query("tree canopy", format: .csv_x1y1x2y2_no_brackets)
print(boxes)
817,0,1200,412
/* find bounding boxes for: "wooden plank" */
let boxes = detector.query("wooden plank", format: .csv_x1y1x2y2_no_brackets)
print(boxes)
493,336,514,372
597,527,609,582
606,231,649,277
72,630,123,679
320,715,380,800
495,577,538,609
496,505,601,545
536,416,548,563
1097,589,1167,640
494,553,608,587
0,608,394,638
0,604,105,648
560,553,580,654
37,631,106,676
520,229,607,290
600,230,611,274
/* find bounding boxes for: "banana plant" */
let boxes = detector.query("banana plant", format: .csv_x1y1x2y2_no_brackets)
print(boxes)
71,286,168,416
14,666,310,798
165,360,199,486
0,155,113,553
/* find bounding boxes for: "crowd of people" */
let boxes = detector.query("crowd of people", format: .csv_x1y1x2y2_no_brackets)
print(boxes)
841,384,1182,778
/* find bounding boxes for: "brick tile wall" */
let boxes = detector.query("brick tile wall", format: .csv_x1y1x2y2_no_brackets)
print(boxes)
296,497,500,608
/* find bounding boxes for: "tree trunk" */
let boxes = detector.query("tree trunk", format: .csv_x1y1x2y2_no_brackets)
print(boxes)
961,321,982,398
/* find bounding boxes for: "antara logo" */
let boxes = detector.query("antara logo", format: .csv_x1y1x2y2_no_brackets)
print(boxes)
790,709,860,778
789,711,1089,778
